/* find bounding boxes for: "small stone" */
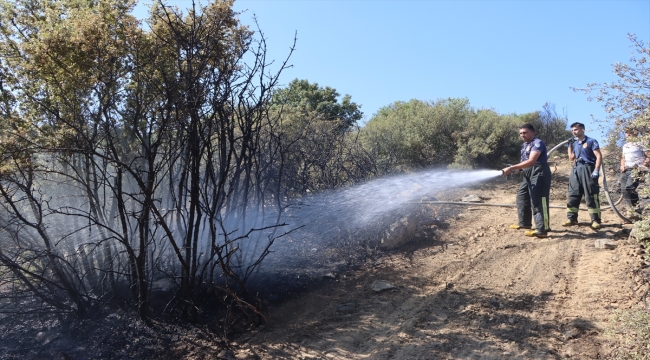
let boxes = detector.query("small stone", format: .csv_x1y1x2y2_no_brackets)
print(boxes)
371,280,397,292
564,328,579,340
335,303,356,313
432,312,448,322
460,194,482,203
217,349,237,360
594,239,617,249
489,298,500,308
35,331,60,346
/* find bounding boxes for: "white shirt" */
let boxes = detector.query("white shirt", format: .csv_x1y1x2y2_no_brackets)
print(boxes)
623,141,647,168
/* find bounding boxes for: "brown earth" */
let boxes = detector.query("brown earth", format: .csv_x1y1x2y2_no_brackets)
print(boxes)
227,159,649,359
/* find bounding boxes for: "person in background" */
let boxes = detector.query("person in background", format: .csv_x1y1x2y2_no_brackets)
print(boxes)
620,128,650,214
501,124,552,238
562,122,602,229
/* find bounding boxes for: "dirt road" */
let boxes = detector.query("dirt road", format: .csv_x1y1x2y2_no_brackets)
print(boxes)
235,160,647,359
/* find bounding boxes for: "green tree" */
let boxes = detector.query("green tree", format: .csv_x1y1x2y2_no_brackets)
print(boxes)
361,98,471,171
269,79,365,193
272,79,362,131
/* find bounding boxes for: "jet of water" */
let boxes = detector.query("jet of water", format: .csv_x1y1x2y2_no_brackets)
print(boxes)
281,168,502,242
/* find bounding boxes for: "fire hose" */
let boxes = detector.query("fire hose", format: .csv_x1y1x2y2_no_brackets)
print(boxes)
421,139,633,223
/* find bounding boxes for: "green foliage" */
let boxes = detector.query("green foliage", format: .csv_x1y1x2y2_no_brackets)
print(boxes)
269,79,366,193
361,99,569,171
361,98,471,170
451,110,522,169
272,79,362,131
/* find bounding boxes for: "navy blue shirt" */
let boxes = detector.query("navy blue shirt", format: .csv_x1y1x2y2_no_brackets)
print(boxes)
521,138,548,164
571,136,600,164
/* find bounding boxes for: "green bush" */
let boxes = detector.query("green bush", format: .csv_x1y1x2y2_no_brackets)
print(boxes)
451,110,522,169
360,98,471,171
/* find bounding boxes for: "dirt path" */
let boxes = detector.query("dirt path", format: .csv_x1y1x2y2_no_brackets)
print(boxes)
229,160,648,359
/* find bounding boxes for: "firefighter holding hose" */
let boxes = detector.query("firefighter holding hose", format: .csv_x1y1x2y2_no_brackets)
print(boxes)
563,122,602,229
501,124,552,238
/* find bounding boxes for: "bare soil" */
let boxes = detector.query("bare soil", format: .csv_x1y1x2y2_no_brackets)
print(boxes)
3,159,649,359
233,159,648,359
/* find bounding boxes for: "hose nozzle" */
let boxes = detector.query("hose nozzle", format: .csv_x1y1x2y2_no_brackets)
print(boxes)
501,164,513,177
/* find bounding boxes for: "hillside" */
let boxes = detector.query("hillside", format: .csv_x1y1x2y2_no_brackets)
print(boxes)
228,158,648,359
3,158,648,360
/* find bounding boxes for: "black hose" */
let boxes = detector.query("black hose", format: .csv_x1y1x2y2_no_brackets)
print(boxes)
417,201,590,210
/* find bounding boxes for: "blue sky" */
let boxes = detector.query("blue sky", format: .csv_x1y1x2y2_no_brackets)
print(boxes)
137,0,650,142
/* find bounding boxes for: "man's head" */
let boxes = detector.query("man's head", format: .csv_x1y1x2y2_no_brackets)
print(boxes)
624,127,638,138
519,124,536,143
570,122,586,139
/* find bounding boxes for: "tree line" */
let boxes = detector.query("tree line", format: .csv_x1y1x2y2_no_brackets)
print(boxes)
0,0,574,326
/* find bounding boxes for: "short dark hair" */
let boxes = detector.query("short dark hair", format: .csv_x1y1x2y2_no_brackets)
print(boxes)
570,122,585,129
625,127,639,136
520,124,535,132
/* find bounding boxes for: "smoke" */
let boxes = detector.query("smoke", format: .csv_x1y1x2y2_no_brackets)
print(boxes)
0,164,502,306
251,168,502,287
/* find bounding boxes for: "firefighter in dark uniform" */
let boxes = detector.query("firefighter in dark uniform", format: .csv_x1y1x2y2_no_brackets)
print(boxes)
562,122,603,229
501,124,552,238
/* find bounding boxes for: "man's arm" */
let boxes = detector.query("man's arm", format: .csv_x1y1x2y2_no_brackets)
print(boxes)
594,148,602,170
568,143,575,162
501,151,541,176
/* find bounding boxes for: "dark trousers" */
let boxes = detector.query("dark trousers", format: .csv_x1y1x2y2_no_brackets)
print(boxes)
566,163,601,223
516,164,552,233
621,170,640,208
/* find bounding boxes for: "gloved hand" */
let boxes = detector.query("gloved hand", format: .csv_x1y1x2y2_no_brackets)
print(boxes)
591,169,599,179
567,137,576,146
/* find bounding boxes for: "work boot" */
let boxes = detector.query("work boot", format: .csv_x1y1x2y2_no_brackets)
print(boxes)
591,221,601,230
561,219,579,226
524,230,548,238
509,224,531,230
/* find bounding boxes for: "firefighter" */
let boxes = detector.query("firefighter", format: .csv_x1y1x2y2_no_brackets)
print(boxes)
563,122,602,229
501,124,552,238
